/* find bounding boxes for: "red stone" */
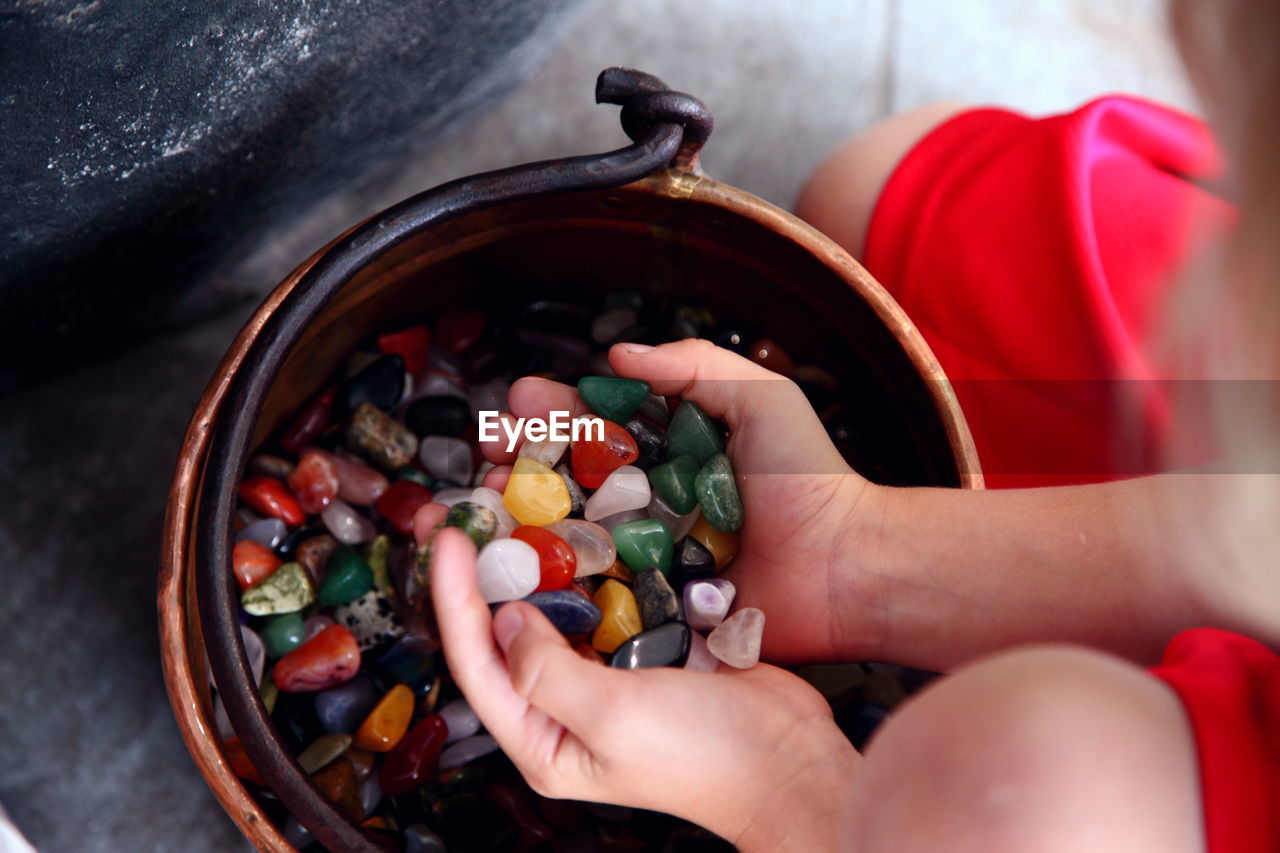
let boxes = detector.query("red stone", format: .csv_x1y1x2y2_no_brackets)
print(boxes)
378,713,448,795
222,736,266,786
570,420,638,489
435,310,485,354
377,325,431,373
511,525,577,591
232,540,282,590
316,450,389,506
375,480,434,535
286,449,340,514
280,386,336,455
237,476,306,527
273,624,361,692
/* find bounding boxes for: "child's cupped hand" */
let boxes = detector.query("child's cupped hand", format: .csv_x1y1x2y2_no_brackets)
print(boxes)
482,338,880,663
429,526,858,848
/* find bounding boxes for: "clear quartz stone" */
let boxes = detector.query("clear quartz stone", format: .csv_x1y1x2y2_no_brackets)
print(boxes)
544,519,617,577
431,487,473,507
706,607,765,669
595,508,649,532
584,465,650,521
683,628,720,673
683,578,736,632
475,539,540,603
321,498,377,544
647,492,701,542
418,436,475,483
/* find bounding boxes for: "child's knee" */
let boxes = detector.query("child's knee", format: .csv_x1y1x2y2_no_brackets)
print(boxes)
795,101,968,258
852,646,1203,853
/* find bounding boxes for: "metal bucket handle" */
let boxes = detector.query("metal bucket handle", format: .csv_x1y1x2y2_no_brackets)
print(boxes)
195,68,712,852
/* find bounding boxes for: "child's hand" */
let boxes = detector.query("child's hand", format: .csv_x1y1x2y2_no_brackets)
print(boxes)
429,526,858,850
485,339,882,663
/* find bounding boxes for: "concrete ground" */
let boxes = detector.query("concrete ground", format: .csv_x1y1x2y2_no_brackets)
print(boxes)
0,1,1194,850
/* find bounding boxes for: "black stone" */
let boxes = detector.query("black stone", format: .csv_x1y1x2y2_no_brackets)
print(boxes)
1,0,585,388
270,691,326,754
405,395,473,437
609,622,691,669
625,419,666,471
633,568,682,630
670,536,716,589
337,353,405,413
275,525,322,561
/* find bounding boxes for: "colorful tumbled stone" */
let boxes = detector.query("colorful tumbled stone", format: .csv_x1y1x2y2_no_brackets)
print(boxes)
584,465,650,522
380,713,448,795
609,622,691,669
261,611,307,658
236,517,287,550
395,465,434,487
418,435,474,483
590,579,643,654
238,476,306,527
371,635,439,696
346,403,419,471
280,387,336,455
249,453,294,480
633,568,681,630
437,699,482,744
316,544,374,607
467,487,518,539
694,453,744,532
295,533,338,586
683,578,736,632
594,507,649,532
222,736,266,786
475,538,540,603
287,450,340,514
442,500,498,550
647,455,699,515
683,629,719,673
302,614,335,643
338,353,406,413
438,734,499,770
544,518,616,577
569,419,638,490
688,515,739,572
706,607,765,669
310,756,364,822
319,450,389,506
353,683,415,752
577,376,650,424
374,479,434,535
232,539,282,590
241,562,315,616
297,733,353,773
554,463,586,517
274,624,361,692
333,590,405,650
502,458,571,526
518,434,570,468
647,492,701,543
624,419,666,471
362,533,394,597
664,401,725,465
377,325,431,374
600,558,635,584
510,525,576,590
523,590,603,635
315,673,381,734
405,395,472,437
320,499,377,545
611,518,674,575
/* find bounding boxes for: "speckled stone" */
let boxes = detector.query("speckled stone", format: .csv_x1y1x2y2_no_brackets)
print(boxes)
332,590,406,650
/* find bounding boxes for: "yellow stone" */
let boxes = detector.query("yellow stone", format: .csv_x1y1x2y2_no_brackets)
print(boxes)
502,458,572,526
591,579,643,654
600,558,635,584
689,515,739,572
353,684,414,752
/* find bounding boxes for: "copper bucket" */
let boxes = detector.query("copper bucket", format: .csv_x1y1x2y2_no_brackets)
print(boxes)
158,68,982,852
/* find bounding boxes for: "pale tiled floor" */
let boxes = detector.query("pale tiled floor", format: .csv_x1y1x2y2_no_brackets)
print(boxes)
0,2,1195,850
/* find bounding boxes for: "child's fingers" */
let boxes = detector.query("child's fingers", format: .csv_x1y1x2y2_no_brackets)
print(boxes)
481,464,511,492
478,412,524,464
493,601,629,746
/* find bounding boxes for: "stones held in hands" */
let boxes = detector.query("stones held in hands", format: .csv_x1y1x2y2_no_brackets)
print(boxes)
706,607,765,669
522,590,603,635
694,453,743,532
612,518,674,575
577,376,650,424
544,518,616,577
683,578,736,632
503,458,571,526
475,538,540,603
591,579,643,654
688,515,739,572
609,622,691,669
441,500,499,550
647,455,699,515
664,401,725,465
510,524,576,590
633,568,681,630
584,465,650,522
570,419,638,490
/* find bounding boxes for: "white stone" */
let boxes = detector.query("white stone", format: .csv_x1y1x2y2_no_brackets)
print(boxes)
545,519,617,577
647,492,701,542
438,699,482,744
235,517,287,549
518,434,570,468
418,435,475,483
683,629,720,673
706,607,765,669
321,499,376,544
584,465,650,521
439,734,500,770
431,487,473,507
683,579,736,632
475,539,540,603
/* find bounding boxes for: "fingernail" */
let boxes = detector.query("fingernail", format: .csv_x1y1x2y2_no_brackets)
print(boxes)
618,343,655,354
492,605,525,653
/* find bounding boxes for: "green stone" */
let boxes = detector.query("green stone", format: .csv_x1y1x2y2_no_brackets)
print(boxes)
665,401,725,464
647,455,700,515
443,501,497,550
694,453,744,532
394,466,433,487
612,518,674,575
260,612,306,658
317,544,374,607
363,534,394,598
577,376,651,424
259,667,279,715
240,562,315,615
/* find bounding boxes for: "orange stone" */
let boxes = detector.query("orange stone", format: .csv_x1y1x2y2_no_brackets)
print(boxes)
591,579,643,654
222,736,265,786
232,539,281,590
688,515,739,572
353,683,415,752
600,558,635,584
